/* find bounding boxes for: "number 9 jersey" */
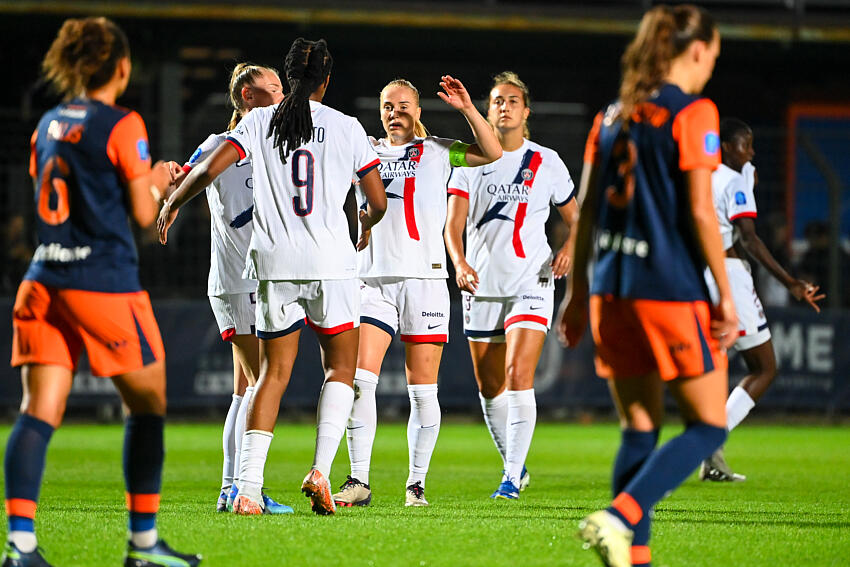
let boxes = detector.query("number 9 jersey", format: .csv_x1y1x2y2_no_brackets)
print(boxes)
225,100,380,281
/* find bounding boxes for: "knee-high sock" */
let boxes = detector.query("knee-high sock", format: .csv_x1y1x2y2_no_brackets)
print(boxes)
609,423,726,535
4,414,54,552
233,386,254,483
406,384,441,488
124,414,164,548
612,429,659,567
726,386,755,432
313,381,355,478
505,389,536,485
479,391,509,465
221,394,242,490
238,430,273,501
347,369,378,484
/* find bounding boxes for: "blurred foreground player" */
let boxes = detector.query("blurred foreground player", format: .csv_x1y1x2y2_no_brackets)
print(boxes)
701,118,824,481
5,17,200,567
558,5,736,566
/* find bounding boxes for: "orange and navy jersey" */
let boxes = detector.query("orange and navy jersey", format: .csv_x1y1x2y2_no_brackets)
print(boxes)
585,83,721,302
26,98,152,292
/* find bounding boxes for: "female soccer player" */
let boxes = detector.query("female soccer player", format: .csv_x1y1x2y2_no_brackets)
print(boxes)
158,37,387,516
701,118,823,482
5,17,200,567
332,77,501,508
160,63,292,513
558,5,737,566
444,71,577,500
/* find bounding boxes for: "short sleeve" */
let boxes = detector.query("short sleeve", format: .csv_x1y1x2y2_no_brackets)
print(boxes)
447,166,470,199
584,111,604,165
29,129,38,179
672,98,721,171
105,111,152,183
726,172,758,221
226,110,260,161
351,119,380,178
549,154,576,206
184,133,224,171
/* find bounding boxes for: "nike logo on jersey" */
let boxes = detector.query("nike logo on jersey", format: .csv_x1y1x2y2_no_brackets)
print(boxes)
529,305,543,310
235,160,250,168
482,170,495,176
427,323,443,330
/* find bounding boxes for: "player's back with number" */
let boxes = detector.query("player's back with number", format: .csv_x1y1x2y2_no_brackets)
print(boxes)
226,102,378,281
589,84,720,302
29,99,150,292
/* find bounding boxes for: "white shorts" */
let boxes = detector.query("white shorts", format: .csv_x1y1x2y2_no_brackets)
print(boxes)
360,277,450,343
209,292,256,340
255,279,360,339
705,258,771,351
462,289,554,343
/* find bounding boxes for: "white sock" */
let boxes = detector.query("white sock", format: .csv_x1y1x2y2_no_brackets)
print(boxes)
221,393,242,490
233,386,255,484
130,528,157,549
505,389,536,486
9,532,37,553
313,381,355,479
347,369,378,485
479,390,509,465
406,384,441,488
238,429,273,501
726,386,756,432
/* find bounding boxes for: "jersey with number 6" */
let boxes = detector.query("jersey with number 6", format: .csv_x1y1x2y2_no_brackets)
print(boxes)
26,98,152,293
225,101,380,280
357,136,457,279
184,132,256,296
711,162,758,251
447,139,575,297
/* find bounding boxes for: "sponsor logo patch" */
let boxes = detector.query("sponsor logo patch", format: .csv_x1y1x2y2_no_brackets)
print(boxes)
734,191,747,205
704,132,720,154
137,139,150,161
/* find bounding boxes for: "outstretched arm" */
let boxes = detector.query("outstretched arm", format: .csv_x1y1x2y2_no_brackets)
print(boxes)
437,75,502,167
735,217,824,312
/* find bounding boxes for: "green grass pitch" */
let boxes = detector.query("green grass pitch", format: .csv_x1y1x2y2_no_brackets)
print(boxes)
1,422,848,566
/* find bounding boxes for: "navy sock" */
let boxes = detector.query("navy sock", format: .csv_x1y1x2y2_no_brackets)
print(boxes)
4,414,54,535
612,429,658,566
123,414,164,533
609,422,726,533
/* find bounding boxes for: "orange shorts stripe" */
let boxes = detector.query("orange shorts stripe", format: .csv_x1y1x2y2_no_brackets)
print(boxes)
5,498,37,519
125,492,160,514
631,545,652,565
11,280,164,377
590,295,727,381
612,492,643,526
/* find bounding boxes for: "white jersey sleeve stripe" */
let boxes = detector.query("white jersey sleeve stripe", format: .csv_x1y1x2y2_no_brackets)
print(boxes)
224,137,247,160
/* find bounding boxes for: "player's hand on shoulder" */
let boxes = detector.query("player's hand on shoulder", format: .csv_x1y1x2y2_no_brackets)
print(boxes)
790,280,825,313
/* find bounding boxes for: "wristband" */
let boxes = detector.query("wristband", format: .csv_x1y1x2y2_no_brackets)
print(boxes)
449,141,471,167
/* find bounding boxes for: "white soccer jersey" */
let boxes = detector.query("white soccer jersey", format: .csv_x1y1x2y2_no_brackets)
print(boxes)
184,132,256,296
712,162,758,251
448,139,575,297
226,101,380,280
357,136,456,279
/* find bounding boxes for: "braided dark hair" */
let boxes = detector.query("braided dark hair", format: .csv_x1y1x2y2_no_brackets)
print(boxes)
268,38,333,163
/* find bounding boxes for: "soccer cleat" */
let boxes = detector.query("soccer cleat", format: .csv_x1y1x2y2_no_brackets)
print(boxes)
404,481,429,507
699,447,746,482
233,493,263,516
491,479,520,500
1,542,53,567
577,510,633,567
261,492,294,515
216,487,229,512
301,469,336,516
519,465,531,492
225,483,239,512
124,538,201,567
333,476,372,507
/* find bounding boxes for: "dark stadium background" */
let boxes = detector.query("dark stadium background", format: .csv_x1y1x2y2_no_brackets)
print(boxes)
1,0,848,417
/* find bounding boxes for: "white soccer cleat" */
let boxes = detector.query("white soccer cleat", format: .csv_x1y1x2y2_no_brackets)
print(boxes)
404,481,429,507
577,510,634,567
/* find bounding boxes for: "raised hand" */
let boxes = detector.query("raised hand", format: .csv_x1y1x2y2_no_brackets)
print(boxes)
437,75,473,112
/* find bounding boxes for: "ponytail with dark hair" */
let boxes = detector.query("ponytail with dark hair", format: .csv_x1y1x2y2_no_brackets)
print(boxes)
619,4,715,121
268,38,333,163
42,16,129,98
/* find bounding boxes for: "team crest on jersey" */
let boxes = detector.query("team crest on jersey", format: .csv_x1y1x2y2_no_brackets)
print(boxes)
521,168,534,181
734,191,747,205
408,147,420,159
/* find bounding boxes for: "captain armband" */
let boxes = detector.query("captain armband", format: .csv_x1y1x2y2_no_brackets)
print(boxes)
448,141,471,168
